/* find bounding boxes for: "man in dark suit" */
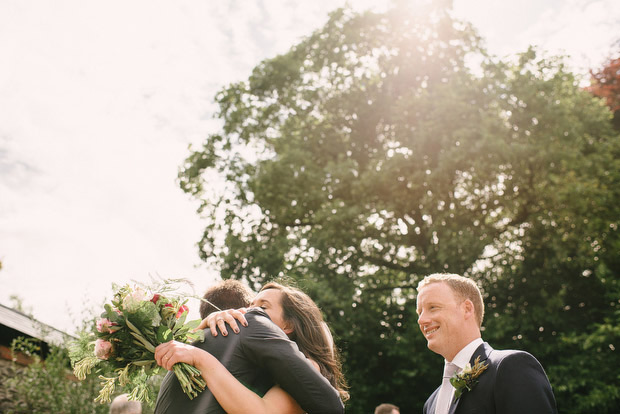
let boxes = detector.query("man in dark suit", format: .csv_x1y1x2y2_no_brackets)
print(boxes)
416,273,557,414
154,280,344,414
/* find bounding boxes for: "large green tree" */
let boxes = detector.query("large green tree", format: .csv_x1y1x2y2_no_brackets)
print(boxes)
180,3,620,412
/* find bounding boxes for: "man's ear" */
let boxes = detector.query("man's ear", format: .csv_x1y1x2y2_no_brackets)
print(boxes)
462,299,475,319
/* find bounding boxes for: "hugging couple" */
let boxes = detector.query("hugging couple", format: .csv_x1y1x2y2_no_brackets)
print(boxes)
153,274,558,414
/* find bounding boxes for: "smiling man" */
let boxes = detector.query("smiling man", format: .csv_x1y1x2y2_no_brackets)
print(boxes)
416,273,557,414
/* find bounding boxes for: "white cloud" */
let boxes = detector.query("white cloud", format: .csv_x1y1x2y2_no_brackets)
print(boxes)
519,0,620,72
453,0,619,74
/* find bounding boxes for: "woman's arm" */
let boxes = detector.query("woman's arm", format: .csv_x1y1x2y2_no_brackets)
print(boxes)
155,341,304,414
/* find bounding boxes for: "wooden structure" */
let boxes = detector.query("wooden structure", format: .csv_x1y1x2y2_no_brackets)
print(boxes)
0,303,73,362
0,303,75,410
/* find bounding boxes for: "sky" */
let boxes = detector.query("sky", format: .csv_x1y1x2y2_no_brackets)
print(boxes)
1,0,619,335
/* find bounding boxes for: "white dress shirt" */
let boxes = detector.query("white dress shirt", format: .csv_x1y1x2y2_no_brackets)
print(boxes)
441,337,484,409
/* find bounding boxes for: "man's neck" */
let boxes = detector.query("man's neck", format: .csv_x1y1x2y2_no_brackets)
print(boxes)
448,337,483,366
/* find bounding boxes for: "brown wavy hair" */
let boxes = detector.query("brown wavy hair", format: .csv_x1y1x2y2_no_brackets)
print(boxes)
199,279,254,319
260,282,349,401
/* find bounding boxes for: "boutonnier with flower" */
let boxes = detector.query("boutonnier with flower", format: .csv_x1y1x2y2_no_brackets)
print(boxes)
70,282,207,404
450,356,488,400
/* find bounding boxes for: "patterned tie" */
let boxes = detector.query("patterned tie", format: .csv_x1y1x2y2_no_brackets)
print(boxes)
435,362,459,414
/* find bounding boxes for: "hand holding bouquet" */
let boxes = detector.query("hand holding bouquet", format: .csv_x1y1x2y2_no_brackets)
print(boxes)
70,283,207,404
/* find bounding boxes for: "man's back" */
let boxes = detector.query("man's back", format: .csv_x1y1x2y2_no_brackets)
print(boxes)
155,309,276,414
154,308,344,414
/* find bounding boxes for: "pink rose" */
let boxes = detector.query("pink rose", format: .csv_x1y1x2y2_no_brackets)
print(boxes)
95,318,117,333
165,303,189,318
94,339,113,360
176,305,189,318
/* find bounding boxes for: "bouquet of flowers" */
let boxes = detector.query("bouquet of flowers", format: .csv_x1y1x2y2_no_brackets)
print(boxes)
70,282,207,404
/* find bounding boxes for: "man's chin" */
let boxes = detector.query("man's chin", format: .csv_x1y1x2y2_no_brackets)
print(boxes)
426,339,442,355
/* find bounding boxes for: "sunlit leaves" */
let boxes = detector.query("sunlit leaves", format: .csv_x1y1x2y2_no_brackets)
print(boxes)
179,3,620,412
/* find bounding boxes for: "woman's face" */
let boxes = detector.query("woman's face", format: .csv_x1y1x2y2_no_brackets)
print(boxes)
251,288,292,334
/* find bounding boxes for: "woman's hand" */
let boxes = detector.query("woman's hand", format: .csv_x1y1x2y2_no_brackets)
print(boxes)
196,308,249,337
155,341,200,371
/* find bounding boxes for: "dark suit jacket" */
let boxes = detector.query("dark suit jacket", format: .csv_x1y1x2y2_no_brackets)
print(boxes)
423,342,557,414
154,308,344,414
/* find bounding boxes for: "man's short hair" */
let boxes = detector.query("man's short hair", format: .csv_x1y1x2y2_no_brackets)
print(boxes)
417,273,485,327
109,394,141,414
199,279,254,319
375,402,400,414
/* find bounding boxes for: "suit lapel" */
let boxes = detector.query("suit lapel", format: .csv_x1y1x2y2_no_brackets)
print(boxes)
471,342,492,365
449,342,493,414
428,387,440,414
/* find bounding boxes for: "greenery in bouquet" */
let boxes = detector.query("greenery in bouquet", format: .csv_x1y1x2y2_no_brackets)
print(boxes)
70,281,207,404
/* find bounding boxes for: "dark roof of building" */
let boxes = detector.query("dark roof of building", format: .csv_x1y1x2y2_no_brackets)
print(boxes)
0,303,73,346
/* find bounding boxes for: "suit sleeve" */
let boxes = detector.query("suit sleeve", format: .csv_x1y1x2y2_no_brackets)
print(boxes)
241,312,344,414
494,351,558,414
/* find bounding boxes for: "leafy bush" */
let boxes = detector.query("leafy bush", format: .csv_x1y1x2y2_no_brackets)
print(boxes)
4,337,162,414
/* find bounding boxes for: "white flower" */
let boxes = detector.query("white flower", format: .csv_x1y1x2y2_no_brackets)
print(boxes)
122,286,149,312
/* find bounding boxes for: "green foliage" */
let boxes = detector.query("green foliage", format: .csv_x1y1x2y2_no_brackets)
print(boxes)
5,334,163,414
180,2,620,412
5,337,110,414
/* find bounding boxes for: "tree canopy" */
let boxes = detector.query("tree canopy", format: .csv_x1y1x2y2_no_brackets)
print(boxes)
180,3,620,412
